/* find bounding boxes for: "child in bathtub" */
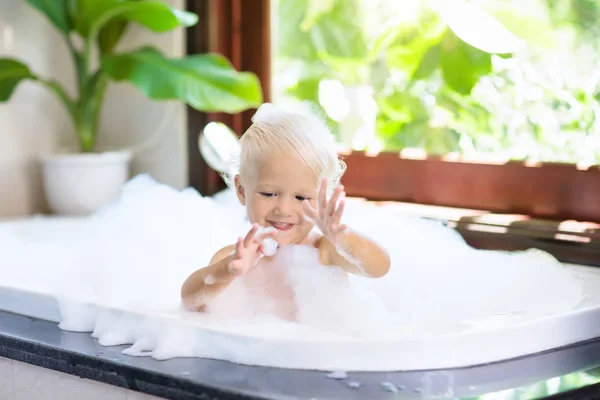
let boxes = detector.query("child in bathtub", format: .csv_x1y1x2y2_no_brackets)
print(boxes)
180,103,390,317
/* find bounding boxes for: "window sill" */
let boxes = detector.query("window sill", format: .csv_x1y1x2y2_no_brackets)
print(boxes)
359,198,600,267
341,151,600,223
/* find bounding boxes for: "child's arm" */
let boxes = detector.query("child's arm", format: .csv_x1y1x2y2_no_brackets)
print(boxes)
180,224,276,311
180,245,236,311
305,179,391,278
316,230,390,278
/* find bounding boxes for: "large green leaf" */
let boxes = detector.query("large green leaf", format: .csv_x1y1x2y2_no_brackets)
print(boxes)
98,19,129,53
75,0,140,53
440,29,492,95
0,59,36,101
78,0,198,38
412,44,440,80
384,9,446,78
26,0,72,34
101,47,263,113
66,0,80,29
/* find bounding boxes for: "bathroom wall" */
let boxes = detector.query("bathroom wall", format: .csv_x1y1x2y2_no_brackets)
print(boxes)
0,356,163,399
0,0,188,218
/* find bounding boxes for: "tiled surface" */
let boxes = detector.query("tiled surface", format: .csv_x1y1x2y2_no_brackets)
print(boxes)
0,357,164,400
0,357,14,400
126,390,166,400
12,359,126,400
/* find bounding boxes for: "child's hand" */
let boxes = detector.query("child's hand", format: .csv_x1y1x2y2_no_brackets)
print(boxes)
229,224,277,276
303,179,347,243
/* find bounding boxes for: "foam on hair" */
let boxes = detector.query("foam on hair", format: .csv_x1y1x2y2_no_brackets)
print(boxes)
222,103,346,192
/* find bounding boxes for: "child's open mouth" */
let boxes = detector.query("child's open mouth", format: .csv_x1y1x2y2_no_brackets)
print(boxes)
269,221,294,231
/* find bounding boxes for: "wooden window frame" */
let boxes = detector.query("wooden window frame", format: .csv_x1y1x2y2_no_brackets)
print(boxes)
186,0,272,195
185,0,600,265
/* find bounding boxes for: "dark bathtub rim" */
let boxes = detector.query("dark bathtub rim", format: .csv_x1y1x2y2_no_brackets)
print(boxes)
1,310,600,400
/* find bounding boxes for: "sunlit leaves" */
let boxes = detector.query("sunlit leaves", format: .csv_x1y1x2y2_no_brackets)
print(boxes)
481,0,557,49
275,0,600,162
440,30,493,95
278,0,367,62
384,8,446,78
300,0,335,31
444,0,523,54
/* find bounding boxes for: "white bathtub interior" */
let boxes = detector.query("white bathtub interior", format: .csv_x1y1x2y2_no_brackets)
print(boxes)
0,176,598,372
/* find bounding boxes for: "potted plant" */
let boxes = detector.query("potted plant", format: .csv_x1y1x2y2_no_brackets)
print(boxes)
0,0,262,215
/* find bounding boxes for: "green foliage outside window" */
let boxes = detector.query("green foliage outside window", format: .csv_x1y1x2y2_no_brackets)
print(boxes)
274,0,600,164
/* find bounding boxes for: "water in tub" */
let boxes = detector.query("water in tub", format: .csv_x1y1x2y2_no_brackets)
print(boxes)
0,175,584,368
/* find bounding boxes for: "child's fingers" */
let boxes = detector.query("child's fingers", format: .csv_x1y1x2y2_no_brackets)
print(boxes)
302,200,318,220
229,259,239,273
230,239,244,274
234,237,244,257
318,179,327,218
328,186,344,216
334,199,345,221
243,224,259,247
321,178,328,192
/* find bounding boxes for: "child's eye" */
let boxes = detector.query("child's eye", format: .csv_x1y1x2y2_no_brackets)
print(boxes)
260,192,275,198
295,196,310,201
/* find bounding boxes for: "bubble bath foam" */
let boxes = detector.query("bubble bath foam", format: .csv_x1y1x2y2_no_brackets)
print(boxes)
0,174,598,372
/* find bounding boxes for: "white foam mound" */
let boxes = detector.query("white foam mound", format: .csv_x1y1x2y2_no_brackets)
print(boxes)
0,175,585,371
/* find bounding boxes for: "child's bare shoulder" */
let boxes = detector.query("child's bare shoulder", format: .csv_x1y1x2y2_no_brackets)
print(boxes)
311,234,334,265
210,245,235,264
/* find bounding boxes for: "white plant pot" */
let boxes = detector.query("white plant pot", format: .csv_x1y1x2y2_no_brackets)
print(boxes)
41,151,132,215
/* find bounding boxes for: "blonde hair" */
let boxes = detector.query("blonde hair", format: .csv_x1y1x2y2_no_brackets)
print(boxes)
223,103,346,193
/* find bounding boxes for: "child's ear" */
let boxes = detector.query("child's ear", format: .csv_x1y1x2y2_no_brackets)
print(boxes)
234,175,246,205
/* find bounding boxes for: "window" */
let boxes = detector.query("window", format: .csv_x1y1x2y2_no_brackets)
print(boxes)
269,0,600,224
185,0,600,228
272,0,600,164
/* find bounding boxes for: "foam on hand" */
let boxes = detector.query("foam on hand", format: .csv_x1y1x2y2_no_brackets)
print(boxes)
256,226,279,256
0,174,585,371
261,238,278,256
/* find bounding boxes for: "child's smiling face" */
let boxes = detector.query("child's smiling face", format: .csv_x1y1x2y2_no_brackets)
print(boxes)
235,151,320,245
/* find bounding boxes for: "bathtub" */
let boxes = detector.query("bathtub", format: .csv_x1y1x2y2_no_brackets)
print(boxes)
2,216,600,373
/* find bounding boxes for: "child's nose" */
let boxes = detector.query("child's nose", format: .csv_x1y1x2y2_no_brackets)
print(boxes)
275,197,294,216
